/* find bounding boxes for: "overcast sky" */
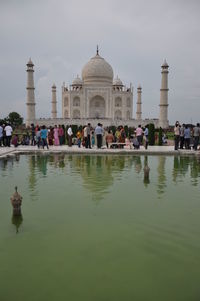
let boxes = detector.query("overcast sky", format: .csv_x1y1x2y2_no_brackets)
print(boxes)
0,0,199,124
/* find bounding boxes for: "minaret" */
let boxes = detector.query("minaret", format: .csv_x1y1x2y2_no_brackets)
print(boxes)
159,60,169,128
51,83,57,119
136,85,142,120
26,58,36,126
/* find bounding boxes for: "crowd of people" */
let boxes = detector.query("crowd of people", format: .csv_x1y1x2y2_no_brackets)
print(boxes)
174,122,200,151
1,121,200,151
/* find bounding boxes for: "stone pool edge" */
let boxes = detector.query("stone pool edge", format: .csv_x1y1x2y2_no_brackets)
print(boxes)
0,146,199,158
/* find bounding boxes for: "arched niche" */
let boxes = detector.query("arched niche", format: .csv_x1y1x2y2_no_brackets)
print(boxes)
64,97,68,107
126,111,131,120
127,98,131,107
115,97,122,107
73,97,80,107
64,110,68,118
73,109,80,118
89,95,105,118
114,110,122,119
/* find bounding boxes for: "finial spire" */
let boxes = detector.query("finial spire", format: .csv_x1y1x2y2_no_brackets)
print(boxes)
96,45,99,55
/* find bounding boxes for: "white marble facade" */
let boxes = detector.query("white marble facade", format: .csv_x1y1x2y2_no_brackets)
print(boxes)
62,50,133,121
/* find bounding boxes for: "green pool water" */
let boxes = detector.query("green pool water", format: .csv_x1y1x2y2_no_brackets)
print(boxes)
0,154,200,301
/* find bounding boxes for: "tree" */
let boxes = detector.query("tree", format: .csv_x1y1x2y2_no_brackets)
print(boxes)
148,123,155,145
158,127,163,146
7,112,23,127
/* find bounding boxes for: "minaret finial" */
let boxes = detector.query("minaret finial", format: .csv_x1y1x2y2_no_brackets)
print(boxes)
96,45,99,55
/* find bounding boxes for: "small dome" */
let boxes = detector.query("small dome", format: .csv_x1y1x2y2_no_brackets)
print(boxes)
27,58,34,66
137,84,142,89
82,52,113,84
162,59,169,68
113,76,123,86
72,75,83,86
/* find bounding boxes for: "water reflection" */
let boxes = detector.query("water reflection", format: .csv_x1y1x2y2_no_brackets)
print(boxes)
12,215,23,234
143,156,150,187
157,156,167,195
1,154,200,202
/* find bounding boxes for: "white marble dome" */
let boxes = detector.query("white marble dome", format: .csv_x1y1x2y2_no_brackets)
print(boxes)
113,76,123,86
72,75,83,86
82,53,114,84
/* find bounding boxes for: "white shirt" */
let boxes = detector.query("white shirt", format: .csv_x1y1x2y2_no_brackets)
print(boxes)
67,127,73,136
5,125,13,136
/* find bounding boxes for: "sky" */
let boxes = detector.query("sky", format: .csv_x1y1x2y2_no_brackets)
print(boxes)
0,0,199,125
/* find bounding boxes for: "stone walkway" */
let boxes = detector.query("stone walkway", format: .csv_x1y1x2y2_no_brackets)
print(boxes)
0,145,199,158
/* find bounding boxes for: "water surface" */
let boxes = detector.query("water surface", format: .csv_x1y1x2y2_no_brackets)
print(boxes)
0,154,200,301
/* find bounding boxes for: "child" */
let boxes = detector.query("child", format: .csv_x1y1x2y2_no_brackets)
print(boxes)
91,131,95,148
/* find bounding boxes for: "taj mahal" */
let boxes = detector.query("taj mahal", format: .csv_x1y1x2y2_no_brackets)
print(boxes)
26,47,169,128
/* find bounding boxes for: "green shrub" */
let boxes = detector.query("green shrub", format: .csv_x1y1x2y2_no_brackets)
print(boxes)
148,123,155,145
158,127,163,146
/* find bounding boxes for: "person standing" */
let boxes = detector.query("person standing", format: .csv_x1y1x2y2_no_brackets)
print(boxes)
180,124,185,149
143,126,149,149
31,123,35,146
58,125,64,145
54,125,59,146
105,130,114,148
67,125,73,147
40,125,49,149
5,123,13,147
95,123,103,149
83,125,88,148
193,123,200,151
184,125,191,150
135,125,143,148
86,123,91,149
0,123,3,147
174,121,180,150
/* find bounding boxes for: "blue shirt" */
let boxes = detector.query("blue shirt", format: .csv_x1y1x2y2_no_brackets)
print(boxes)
41,129,48,139
95,126,103,135
0,126,3,138
184,128,191,139
144,128,149,136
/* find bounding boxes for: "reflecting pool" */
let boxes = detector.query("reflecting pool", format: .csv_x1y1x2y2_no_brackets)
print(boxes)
0,154,200,301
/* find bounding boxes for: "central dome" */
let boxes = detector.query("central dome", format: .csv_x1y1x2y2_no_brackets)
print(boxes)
82,52,114,84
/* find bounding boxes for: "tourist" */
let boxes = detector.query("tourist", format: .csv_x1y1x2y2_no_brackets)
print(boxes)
67,125,73,147
31,123,36,146
115,127,120,142
48,127,54,146
54,125,59,146
40,125,49,149
0,123,3,147
184,125,191,150
5,123,13,147
143,126,149,149
180,123,185,149
193,123,200,151
174,121,180,150
58,125,64,145
12,134,19,147
91,131,95,148
36,127,41,148
76,129,82,148
162,132,167,144
83,125,88,147
135,125,143,148
132,135,140,149
95,123,103,148
86,123,91,149
105,130,114,148
119,126,126,143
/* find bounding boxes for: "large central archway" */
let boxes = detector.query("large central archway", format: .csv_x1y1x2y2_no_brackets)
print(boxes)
89,95,106,118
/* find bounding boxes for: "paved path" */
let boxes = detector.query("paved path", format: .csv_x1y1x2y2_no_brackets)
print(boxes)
0,145,199,158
